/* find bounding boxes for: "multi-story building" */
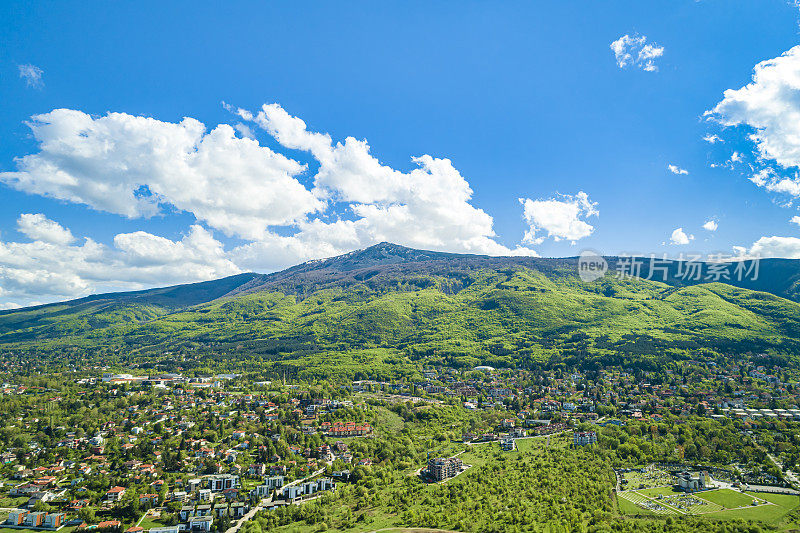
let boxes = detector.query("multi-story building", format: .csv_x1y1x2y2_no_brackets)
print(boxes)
426,457,463,481
573,431,597,446
208,474,238,492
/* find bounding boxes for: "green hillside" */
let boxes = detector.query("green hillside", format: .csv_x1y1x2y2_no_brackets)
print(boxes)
2,244,800,378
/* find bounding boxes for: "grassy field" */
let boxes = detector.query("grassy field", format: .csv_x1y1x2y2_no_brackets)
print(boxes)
618,486,800,527
700,488,761,509
137,516,171,530
704,491,800,525
616,494,656,516
0,497,30,508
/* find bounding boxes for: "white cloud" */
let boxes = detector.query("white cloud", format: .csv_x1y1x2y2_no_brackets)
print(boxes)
18,64,43,88
736,235,800,259
707,45,800,200
709,46,800,169
0,103,548,307
232,103,538,259
17,213,75,245
0,215,240,308
749,168,800,196
703,134,723,144
668,164,689,175
610,34,664,72
518,192,598,244
669,227,694,245
702,219,718,232
791,215,800,226
0,109,321,240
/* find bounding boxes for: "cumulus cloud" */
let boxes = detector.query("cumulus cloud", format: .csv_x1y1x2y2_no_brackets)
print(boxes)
17,213,75,245
0,214,240,308
0,109,321,240
749,168,800,196
703,219,719,232
709,46,800,168
668,164,689,175
791,215,800,226
703,134,723,144
736,236,800,259
518,192,598,245
18,64,43,88
0,103,547,306
229,103,538,261
610,34,664,72
669,227,694,245
707,45,800,200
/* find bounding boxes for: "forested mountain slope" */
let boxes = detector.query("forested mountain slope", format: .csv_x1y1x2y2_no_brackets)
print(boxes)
2,243,800,376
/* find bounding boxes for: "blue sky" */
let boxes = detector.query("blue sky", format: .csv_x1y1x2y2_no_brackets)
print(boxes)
2,0,800,307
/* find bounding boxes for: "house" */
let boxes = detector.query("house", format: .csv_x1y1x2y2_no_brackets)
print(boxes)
325,422,372,437
6,509,28,526
252,475,284,498
25,512,47,527
179,506,195,522
96,521,122,531
10,482,40,496
247,463,266,477
68,499,89,511
230,502,248,518
188,516,213,532
138,493,159,506
106,486,126,501
196,504,212,517
221,488,238,501
44,513,65,529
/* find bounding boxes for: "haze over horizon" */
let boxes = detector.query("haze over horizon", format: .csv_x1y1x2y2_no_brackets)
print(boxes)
4,1,800,308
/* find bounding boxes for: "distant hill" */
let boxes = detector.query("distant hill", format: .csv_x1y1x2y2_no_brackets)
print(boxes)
2,243,800,376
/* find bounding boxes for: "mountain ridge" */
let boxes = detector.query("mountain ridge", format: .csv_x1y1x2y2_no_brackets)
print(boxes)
3,242,800,374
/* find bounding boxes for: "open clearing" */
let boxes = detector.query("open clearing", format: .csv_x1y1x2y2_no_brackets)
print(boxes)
618,487,788,520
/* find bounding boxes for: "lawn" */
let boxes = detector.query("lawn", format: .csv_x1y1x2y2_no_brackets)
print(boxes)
137,516,171,530
0,497,29,508
699,488,761,509
459,432,567,468
706,491,800,525
616,495,657,516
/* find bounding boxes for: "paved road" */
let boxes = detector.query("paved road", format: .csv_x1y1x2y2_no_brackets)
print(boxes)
224,468,325,533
